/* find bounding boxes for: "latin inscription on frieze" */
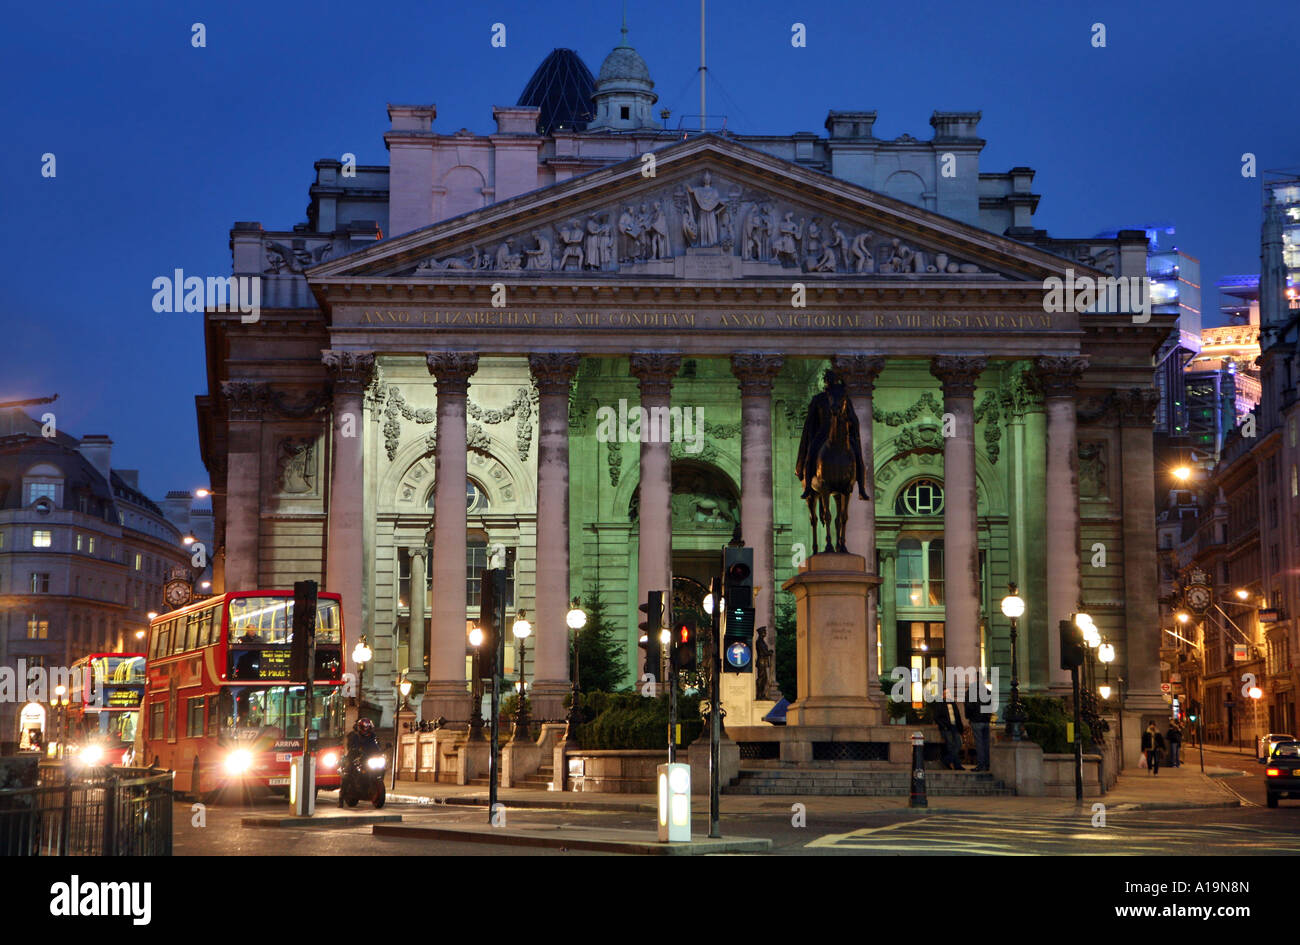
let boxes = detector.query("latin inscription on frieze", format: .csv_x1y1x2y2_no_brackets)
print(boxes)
352,309,1059,331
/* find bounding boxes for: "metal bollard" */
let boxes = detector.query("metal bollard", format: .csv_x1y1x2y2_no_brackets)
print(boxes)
909,731,927,808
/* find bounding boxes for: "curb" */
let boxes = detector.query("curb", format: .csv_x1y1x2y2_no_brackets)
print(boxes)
241,813,404,828
372,822,772,855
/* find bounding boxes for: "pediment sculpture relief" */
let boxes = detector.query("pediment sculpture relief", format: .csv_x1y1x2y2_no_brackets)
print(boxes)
407,171,988,279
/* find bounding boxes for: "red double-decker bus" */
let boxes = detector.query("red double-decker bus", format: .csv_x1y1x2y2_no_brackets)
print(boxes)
142,590,347,799
67,652,146,766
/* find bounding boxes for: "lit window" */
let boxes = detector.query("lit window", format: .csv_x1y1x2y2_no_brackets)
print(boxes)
25,482,57,505
32,530,52,548
88,537,96,554
76,534,84,552
26,615,48,640
134,552,142,571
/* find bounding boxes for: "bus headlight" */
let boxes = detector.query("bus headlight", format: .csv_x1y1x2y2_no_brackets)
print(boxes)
366,755,386,771
224,749,253,774
79,745,104,766
321,751,339,770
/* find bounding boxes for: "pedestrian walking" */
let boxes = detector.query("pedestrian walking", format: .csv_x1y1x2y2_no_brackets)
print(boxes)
1141,722,1166,775
1166,721,1182,768
964,687,992,772
932,690,965,770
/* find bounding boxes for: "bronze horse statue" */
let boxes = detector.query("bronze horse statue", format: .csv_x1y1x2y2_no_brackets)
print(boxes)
805,386,860,553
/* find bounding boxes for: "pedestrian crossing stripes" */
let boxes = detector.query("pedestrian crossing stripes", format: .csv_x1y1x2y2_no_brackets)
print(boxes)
806,813,1300,855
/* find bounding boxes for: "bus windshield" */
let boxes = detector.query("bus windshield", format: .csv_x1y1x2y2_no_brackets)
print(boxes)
95,655,146,685
216,686,346,746
227,597,342,645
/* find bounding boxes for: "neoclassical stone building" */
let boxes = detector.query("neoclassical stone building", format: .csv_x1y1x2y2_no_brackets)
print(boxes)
197,37,1170,759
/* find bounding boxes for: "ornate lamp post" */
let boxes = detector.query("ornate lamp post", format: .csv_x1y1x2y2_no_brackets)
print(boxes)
563,599,587,750
1098,641,1115,702
351,636,373,709
468,626,486,741
54,684,68,760
392,676,411,790
1000,584,1026,740
511,611,532,742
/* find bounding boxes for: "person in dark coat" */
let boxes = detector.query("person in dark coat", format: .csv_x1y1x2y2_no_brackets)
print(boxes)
1166,721,1183,768
964,687,992,772
932,690,965,770
1141,722,1166,775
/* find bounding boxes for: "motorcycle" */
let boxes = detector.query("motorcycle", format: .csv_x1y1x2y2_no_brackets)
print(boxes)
339,745,388,808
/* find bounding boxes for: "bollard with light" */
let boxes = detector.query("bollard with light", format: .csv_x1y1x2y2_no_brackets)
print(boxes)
563,599,587,757
657,762,692,842
393,675,411,789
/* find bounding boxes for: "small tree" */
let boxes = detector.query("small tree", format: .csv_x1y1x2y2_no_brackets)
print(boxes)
572,585,628,693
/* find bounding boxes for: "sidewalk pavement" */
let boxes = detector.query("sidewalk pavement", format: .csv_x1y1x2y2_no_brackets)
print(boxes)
386,759,1242,817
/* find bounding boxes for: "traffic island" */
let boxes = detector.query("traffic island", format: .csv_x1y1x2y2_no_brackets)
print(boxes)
372,822,771,855
241,812,404,828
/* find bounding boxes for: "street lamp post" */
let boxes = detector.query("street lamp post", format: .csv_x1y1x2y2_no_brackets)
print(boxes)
563,599,587,753
392,676,411,790
468,627,486,741
1000,584,1026,740
54,684,68,760
511,612,532,742
351,636,373,724
1248,685,1263,759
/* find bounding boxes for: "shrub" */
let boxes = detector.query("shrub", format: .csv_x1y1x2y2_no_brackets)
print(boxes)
575,691,702,749
1023,694,1092,754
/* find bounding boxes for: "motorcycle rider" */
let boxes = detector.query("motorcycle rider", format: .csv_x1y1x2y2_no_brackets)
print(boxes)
346,717,381,766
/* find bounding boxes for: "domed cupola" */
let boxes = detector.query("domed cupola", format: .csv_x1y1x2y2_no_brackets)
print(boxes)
587,22,660,131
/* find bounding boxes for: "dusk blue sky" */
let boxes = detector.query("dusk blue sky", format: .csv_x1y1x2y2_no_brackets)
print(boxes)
2,0,1296,498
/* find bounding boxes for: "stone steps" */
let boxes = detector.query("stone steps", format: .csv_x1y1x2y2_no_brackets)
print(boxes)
725,767,1014,796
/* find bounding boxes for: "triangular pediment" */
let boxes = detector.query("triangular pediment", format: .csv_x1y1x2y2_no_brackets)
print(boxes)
308,135,1089,286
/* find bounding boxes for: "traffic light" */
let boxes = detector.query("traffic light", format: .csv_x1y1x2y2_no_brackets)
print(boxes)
1059,618,1085,671
673,614,697,672
723,546,755,674
478,568,507,679
289,580,317,682
638,591,664,680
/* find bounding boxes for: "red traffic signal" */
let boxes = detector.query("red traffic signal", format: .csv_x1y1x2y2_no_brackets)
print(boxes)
672,615,697,671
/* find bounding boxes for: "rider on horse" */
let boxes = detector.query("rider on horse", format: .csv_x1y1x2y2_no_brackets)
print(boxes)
796,369,869,502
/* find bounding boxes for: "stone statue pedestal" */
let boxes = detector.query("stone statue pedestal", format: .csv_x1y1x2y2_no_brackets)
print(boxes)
783,553,883,727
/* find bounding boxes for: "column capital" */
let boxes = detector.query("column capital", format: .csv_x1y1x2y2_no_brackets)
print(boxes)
831,353,888,395
425,350,479,394
929,355,987,398
321,350,376,395
629,352,682,398
528,352,581,395
220,380,271,422
1111,387,1162,425
1033,355,1089,399
730,353,785,396
407,545,428,560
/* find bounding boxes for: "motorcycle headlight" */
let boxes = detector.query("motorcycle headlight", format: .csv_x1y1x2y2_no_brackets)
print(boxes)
366,755,386,771
321,751,338,770
224,749,253,774
79,745,104,766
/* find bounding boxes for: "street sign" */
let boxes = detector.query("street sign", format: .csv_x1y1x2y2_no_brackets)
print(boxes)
1160,683,1171,693
1259,609,1280,623
1233,643,1249,662
725,641,752,671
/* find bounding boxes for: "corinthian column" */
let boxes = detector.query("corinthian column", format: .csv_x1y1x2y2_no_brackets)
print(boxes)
930,356,986,677
1034,355,1089,690
528,351,582,722
731,353,784,679
1114,387,1166,765
407,545,428,688
219,381,270,593
425,351,479,723
321,352,375,696
832,354,887,694
630,352,681,691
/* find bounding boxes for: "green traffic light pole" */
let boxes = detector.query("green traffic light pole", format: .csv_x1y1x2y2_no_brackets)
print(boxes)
709,575,722,839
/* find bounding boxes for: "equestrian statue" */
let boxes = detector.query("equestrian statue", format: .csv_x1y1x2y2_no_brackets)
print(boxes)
795,370,869,554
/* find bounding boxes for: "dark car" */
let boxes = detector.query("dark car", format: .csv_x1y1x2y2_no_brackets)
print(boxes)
1265,740,1300,808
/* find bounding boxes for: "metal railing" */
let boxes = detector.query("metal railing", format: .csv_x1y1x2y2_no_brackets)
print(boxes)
0,766,173,856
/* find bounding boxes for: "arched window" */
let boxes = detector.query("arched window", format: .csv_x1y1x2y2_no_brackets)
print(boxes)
895,478,945,516
23,463,63,508
425,478,491,512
